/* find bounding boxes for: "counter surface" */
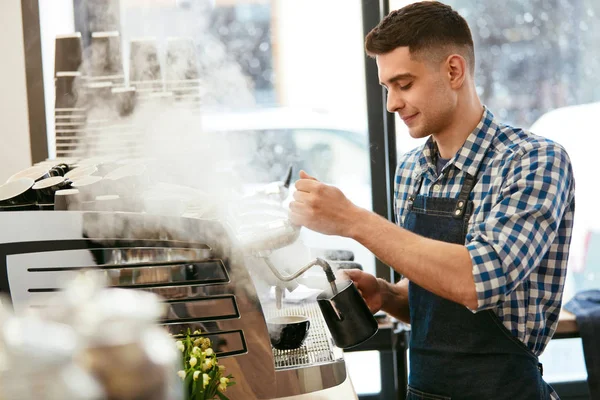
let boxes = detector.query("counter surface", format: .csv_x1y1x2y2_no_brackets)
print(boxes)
556,309,578,336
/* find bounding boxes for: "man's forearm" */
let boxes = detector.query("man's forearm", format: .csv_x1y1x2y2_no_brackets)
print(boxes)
349,207,478,310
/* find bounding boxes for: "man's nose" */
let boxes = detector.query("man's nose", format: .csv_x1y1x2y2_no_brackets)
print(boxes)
386,90,405,113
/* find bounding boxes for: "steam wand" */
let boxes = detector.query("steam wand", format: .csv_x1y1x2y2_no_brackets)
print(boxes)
261,256,339,309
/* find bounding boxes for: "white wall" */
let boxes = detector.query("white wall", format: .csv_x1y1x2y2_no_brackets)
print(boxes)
0,0,33,182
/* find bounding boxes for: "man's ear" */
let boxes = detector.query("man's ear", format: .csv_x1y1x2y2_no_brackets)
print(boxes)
446,54,467,89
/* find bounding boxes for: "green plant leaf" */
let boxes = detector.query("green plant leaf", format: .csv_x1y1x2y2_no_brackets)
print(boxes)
191,380,197,396
216,391,230,400
184,372,193,386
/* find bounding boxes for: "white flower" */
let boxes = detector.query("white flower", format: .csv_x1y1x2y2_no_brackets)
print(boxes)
203,373,210,388
193,370,200,381
189,356,197,367
177,370,186,380
192,346,201,356
175,341,185,352
219,375,230,391
205,348,214,356
218,365,226,371
202,358,213,371
218,377,229,391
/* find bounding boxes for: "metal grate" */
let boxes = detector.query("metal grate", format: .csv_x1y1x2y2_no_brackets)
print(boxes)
265,302,340,370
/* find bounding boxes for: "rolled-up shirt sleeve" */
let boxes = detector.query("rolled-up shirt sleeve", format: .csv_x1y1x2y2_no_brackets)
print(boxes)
465,141,574,312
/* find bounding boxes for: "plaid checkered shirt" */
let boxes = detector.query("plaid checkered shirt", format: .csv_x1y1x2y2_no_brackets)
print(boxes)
394,107,575,359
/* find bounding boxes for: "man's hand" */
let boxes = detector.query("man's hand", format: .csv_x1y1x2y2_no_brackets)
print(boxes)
289,170,361,237
337,269,384,314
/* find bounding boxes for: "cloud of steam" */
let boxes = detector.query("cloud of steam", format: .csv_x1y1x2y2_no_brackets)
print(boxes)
60,0,335,305
71,3,260,197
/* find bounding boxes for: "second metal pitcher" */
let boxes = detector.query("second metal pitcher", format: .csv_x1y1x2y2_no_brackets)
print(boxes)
317,280,378,349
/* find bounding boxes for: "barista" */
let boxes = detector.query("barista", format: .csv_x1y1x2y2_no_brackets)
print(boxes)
289,2,574,399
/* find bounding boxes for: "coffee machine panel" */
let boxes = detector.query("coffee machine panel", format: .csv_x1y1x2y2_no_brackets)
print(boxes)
0,210,349,399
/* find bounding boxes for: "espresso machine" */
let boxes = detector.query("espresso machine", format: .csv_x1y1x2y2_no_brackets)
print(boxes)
0,165,359,399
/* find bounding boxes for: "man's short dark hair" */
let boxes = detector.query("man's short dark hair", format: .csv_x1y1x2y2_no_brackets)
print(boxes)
365,1,475,74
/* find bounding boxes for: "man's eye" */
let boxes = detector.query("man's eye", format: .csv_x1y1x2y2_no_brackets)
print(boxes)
400,83,413,90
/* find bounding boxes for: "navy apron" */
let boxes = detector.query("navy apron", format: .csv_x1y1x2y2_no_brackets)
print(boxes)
403,163,551,400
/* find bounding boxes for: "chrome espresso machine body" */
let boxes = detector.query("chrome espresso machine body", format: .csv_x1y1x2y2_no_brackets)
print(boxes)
0,210,350,399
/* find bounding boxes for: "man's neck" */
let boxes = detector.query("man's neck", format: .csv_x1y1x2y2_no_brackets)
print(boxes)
433,95,484,159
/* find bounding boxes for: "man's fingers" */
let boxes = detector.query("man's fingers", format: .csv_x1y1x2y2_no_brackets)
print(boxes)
295,170,320,192
292,190,312,204
289,200,309,213
288,209,309,226
299,170,319,181
341,268,362,281
295,178,320,193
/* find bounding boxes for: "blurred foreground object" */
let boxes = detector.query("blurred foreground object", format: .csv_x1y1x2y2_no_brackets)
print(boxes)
0,271,182,400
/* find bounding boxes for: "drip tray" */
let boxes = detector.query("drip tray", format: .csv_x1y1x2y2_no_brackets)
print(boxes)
265,302,343,370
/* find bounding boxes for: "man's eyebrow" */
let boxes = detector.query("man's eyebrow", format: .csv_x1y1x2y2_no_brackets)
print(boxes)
379,73,416,87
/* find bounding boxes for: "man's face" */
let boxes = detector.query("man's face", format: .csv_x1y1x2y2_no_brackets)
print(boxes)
377,47,456,139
